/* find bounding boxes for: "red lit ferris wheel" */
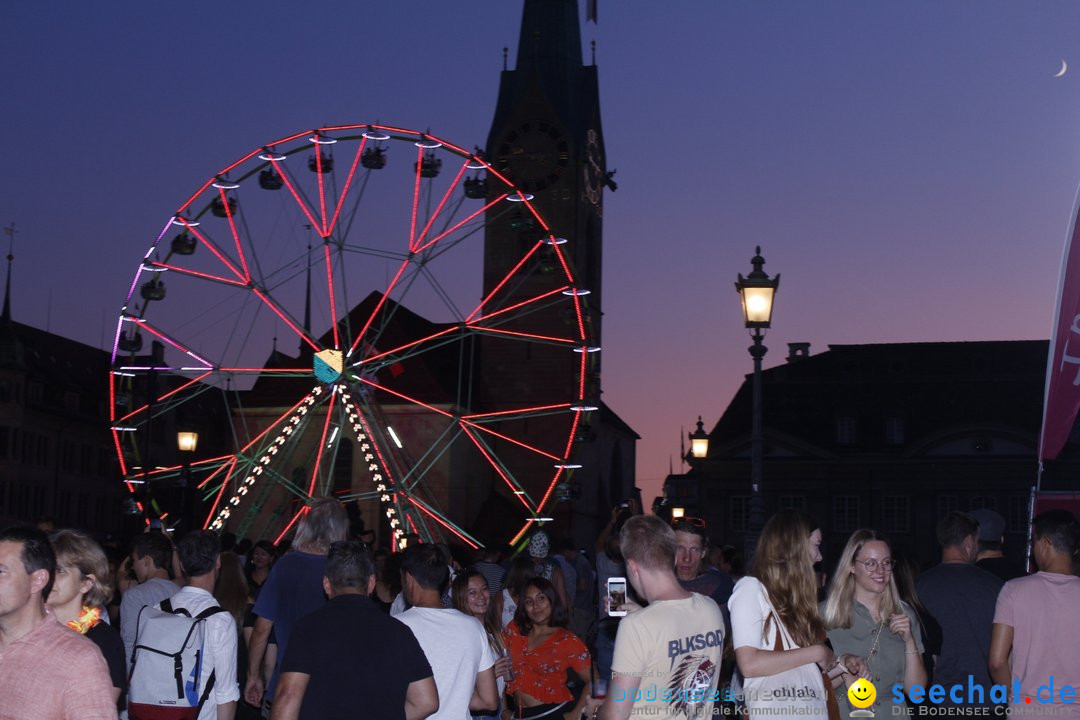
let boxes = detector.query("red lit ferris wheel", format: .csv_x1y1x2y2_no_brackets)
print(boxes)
109,123,597,549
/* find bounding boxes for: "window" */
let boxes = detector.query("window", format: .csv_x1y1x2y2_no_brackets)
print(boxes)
938,495,958,517
1008,495,1029,534
970,496,997,512
881,496,910,533
836,416,857,445
778,495,806,512
730,496,750,533
0,426,8,459
833,496,859,532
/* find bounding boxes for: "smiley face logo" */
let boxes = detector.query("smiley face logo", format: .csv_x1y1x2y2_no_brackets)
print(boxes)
847,678,877,709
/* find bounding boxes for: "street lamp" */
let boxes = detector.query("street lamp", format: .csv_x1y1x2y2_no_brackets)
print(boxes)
735,246,779,562
671,506,685,519
177,431,199,532
689,417,710,459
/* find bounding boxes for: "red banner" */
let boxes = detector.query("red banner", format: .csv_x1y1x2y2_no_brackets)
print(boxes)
1040,186,1080,461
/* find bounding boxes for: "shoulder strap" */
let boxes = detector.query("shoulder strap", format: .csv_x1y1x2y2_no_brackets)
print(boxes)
195,605,226,620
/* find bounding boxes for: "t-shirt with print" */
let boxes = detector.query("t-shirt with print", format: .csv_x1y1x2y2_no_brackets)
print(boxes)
611,592,724,720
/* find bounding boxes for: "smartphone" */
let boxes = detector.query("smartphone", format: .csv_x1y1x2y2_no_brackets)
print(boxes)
606,577,627,617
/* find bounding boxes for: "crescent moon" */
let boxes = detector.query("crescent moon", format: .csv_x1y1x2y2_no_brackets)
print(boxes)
1055,59,1068,78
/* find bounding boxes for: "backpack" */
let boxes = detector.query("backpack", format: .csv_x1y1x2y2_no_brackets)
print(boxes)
128,597,227,720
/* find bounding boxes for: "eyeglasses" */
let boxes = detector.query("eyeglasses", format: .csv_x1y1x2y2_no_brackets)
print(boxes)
672,517,706,530
854,558,894,572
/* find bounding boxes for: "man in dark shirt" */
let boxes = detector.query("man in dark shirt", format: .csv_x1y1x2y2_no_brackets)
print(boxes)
270,541,437,720
672,517,734,607
970,508,1025,582
916,511,1002,708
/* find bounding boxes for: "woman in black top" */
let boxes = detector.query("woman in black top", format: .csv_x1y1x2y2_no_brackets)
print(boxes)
48,529,127,708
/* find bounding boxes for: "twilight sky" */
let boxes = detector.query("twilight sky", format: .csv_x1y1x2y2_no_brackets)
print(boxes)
4,1,1080,507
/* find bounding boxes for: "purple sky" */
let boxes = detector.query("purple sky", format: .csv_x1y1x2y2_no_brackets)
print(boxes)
4,1,1080,507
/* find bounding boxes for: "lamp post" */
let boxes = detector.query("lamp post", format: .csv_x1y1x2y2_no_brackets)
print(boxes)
177,431,199,533
689,417,710,459
735,247,779,562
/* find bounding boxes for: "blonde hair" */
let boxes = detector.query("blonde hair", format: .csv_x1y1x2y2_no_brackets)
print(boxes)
821,529,902,629
49,529,112,608
750,510,825,648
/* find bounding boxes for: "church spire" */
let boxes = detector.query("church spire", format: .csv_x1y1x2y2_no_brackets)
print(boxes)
2,223,16,324
515,0,583,75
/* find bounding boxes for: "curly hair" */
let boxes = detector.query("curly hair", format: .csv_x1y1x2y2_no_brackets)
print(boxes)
749,510,825,648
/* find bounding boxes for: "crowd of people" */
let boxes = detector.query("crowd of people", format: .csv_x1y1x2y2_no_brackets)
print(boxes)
0,499,1078,720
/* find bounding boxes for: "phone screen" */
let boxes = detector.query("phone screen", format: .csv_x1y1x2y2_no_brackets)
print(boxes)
607,577,627,616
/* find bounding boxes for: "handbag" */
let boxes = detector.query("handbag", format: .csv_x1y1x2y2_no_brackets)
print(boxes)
770,612,840,720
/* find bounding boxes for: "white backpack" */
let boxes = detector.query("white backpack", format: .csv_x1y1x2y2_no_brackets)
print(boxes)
128,597,227,720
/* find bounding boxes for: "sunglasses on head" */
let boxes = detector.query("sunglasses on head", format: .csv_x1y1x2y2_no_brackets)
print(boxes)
672,517,706,530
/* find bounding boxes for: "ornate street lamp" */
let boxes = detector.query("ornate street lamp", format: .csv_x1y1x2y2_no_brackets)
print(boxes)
689,417,710,459
177,430,199,532
735,246,779,561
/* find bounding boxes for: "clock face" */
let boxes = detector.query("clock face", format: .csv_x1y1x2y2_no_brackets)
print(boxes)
496,122,570,193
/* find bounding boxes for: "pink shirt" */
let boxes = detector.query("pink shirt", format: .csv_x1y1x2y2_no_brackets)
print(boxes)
0,607,117,719
994,572,1080,712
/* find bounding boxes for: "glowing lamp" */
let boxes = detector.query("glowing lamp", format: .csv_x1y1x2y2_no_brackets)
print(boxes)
735,247,779,328
671,507,685,519
689,417,710,459
177,431,199,453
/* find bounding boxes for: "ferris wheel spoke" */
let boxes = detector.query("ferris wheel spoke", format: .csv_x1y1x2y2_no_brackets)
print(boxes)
459,425,532,509
322,244,341,349
251,287,321,352
352,326,459,370
144,262,249,288
466,286,570,325
466,241,545,321
346,257,412,356
464,325,578,347
461,403,574,423
413,194,508,255
201,457,238,529
174,219,249,283
400,495,481,549
305,390,337,496
127,319,213,367
412,157,470,252
459,418,562,462
325,137,368,239
270,154,326,238
356,377,453,418
217,187,253,282
535,466,569,516
114,371,214,424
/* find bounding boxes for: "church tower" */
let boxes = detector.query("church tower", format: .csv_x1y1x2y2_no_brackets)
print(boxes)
478,0,634,540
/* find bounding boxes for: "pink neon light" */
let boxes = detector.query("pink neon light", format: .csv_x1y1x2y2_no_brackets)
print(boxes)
148,262,248,287
217,186,252,282
117,371,212,423
203,458,237,529
237,393,315,454
110,315,126,365
509,523,531,546
466,242,543,323
460,425,532,510
403,495,479,548
271,157,324,236
579,349,587,400
465,326,577,345
323,245,340,349
315,147,329,236
307,391,337,495
326,136,367,237
108,372,117,422
409,145,423,251
193,458,233,489
357,378,453,418
461,419,561,461
536,466,565,513
563,411,581,459
177,220,246,282
462,403,573,420
414,194,508,255
137,320,212,367
348,259,411,355
275,506,308,545
219,367,312,373
468,286,570,325
112,430,128,476
413,159,469,250
252,288,320,352
361,327,457,365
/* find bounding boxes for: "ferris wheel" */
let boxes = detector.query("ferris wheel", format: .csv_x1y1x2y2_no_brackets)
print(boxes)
109,123,597,549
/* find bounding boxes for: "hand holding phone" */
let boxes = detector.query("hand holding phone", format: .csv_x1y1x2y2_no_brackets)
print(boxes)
606,577,627,617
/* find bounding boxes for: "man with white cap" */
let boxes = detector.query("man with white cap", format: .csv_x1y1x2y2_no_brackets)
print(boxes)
527,531,570,611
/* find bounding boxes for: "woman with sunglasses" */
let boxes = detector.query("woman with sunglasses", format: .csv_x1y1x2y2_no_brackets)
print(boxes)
822,530,927,718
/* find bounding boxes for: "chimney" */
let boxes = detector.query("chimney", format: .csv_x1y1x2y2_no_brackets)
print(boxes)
787,342,811,363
